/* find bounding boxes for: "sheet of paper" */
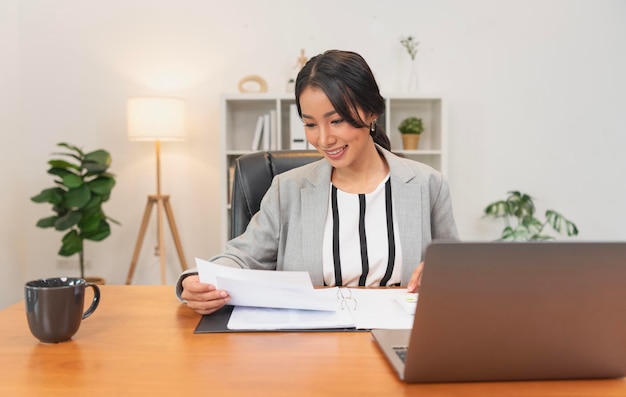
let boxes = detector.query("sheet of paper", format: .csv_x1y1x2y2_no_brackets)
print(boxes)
227,305,355,330
347,289,415,329
196,258,313,291
196,258,339,311
217,277,340,311
226,288,415,330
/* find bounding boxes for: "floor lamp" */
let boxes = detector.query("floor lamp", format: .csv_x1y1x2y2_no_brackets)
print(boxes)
125,97,189,284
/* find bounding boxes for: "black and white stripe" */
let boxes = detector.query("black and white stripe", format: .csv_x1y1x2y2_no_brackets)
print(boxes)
327,178,398,287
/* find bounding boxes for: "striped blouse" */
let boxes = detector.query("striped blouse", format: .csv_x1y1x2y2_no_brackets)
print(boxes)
322,175,403,287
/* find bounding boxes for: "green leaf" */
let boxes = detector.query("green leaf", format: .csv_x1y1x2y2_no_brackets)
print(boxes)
83,194,103,210
62,173,83,188
88,176,115,195
48,159,81,171
54,211,81,231
47,167,72,177
65,185,91,208
500,226,515,240
82,220,111,241
83,150,111,173
47,168,83,189
545,210,579,236
35,216,58,228
511,225,532,241
58,142,84,157
31,187,65,204
59,230,82,256
107,216,122,226
78,209,103,233
522,217,543,235
51,204,67,216
484,200,510,217
507,191,535,219
566,221,579,236
530,234,553,241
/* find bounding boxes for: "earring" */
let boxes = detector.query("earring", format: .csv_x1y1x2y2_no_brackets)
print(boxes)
369,120,377,136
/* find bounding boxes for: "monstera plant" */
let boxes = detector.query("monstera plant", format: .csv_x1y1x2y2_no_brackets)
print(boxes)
31,142,119,279
484,191,579,241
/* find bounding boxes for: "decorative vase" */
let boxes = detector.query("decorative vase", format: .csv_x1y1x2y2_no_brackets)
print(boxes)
401,134,420,150
407,59,419,92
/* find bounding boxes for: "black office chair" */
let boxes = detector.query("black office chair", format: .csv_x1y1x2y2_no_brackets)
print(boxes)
230,150,323,239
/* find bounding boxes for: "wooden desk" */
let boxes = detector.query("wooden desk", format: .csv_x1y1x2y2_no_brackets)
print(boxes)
1,285,625,397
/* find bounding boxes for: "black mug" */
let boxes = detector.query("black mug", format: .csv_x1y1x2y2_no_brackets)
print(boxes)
25,277,101,343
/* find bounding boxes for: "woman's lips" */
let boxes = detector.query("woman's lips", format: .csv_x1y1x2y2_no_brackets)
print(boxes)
325,145,347,159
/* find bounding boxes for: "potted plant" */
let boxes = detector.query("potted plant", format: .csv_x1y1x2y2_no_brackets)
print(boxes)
398,116,423,150
483,191,579,241
30,142,119,283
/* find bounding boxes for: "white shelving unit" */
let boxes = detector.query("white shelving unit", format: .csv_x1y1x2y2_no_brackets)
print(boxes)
219,92,447,243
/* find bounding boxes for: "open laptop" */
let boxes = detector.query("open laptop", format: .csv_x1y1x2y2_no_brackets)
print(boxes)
372,241,626,383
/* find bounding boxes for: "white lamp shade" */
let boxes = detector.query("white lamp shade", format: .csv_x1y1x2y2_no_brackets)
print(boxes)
127,97,186,141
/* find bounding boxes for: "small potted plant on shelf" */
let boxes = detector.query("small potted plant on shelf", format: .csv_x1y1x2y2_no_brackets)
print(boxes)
30,142,119,283
398,116,423,150
483,191,579,241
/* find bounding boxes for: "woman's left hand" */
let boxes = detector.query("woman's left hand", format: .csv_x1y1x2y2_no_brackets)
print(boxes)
407,261,424,293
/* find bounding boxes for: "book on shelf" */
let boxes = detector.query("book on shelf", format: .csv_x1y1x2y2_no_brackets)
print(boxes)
269,109,278,150
250,111,278,151
250,115,264,151
261,113,270,150
289,104,308,149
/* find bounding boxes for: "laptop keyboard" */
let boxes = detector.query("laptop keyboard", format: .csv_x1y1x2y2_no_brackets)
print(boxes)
393,346,408,363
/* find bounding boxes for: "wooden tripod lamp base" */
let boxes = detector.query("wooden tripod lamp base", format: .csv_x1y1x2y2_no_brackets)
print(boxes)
126,194,188,285
126,97,189,285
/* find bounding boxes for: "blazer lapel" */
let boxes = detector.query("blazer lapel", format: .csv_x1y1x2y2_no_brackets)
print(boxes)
383,150,424,284
301,162,332,285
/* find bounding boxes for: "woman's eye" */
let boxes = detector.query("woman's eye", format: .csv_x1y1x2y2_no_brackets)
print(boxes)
304,123,316,129
331,118,344,125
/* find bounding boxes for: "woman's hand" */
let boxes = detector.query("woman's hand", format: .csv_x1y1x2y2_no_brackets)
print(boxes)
407,261,424,293
181,275,231,315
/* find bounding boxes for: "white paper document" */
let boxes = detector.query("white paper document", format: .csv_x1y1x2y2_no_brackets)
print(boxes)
196,258,339,311
227,288,415,330
195,258,416,331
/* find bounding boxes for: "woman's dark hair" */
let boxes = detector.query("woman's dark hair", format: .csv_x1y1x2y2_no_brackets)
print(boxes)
294,50,390,151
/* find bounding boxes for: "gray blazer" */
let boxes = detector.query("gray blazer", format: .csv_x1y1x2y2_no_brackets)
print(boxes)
176,147,458,297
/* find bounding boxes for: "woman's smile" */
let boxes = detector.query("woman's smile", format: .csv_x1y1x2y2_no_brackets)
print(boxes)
325,145,347,159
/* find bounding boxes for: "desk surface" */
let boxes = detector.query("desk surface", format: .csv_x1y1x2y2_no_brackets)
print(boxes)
1,285,625,397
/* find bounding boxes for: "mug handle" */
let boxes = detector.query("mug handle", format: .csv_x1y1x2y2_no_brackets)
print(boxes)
82,283,101,319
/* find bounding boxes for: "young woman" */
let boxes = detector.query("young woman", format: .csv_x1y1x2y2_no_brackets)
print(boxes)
178,50,458,315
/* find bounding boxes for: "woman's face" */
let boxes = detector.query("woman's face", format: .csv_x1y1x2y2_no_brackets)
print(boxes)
299,86,373,169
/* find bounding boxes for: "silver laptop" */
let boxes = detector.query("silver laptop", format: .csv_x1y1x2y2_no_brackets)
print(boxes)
372,241,626,383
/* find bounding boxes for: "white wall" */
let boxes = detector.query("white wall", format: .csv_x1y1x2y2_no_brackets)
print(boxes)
1,0,25,308
2,0,625,308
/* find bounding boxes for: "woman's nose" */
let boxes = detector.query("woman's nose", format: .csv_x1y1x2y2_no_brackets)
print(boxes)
318,125,335,147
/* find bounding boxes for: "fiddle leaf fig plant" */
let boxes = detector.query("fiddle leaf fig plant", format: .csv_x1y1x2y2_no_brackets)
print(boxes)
31,142,119,278
484,191,579,241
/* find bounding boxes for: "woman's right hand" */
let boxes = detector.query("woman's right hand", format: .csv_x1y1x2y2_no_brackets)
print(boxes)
181,275,231,315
